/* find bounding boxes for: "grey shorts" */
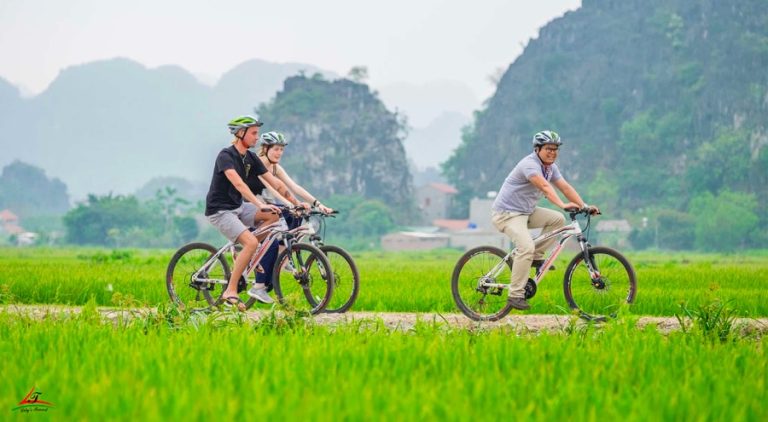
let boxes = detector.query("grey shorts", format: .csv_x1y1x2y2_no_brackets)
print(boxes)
206,203,259,243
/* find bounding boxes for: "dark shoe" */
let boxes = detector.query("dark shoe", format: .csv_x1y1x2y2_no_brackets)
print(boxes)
531,259,555,271
507,297,531,310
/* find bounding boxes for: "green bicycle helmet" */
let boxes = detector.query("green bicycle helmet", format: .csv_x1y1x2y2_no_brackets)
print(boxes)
228,115,263,134
260,131,288,146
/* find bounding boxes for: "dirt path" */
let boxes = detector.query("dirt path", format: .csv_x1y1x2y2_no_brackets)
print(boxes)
4,304,767,334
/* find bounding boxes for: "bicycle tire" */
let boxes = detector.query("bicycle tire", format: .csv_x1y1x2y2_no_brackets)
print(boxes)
166,242,231,310
451,246,514,321
563,246,637,320
318,245,360,313
268,243,334,314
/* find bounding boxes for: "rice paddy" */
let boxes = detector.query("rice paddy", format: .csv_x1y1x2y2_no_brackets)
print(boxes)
1,247,766,420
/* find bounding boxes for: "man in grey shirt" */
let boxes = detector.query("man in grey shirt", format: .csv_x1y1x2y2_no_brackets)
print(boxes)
491,130,599,310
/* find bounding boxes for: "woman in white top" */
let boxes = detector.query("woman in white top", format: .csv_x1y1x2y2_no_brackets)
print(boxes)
253,131,334,290
257,131,333,214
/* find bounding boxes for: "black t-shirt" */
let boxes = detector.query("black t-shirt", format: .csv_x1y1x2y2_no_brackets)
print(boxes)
205,146,268,216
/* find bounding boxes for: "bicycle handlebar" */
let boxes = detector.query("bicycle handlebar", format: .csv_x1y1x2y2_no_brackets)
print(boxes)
564,206,601,217
271,204,339,218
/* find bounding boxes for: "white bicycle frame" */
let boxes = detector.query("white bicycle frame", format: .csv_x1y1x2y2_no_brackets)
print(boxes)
190,218,314,286
479,216,600,290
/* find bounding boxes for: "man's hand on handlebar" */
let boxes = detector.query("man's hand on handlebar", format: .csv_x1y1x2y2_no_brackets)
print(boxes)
561,202,581,211
562,203,601,216
260,204,282,215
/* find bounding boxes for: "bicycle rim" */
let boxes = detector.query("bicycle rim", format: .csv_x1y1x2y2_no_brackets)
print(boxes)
563,246,637,320
166,243,229,310
273,243,334,314
319,245,360,313
451,246,513,321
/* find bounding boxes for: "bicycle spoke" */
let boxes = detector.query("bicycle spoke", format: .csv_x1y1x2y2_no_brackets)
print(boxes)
273,243,334,314
320,246,359,313
451,246,512,321
166,243,230,310
564,247,637,319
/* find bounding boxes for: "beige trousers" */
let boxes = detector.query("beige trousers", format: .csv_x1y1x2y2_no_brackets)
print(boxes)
491,207,565,298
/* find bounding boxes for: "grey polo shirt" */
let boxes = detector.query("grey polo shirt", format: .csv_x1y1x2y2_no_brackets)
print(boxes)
492,152,562,214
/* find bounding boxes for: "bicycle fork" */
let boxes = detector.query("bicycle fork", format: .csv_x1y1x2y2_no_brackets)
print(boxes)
576,236,605,288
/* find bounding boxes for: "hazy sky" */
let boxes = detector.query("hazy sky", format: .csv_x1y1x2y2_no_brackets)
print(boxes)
0,0,580,100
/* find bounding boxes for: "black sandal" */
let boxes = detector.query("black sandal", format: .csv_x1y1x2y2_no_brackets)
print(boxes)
220,296,246,312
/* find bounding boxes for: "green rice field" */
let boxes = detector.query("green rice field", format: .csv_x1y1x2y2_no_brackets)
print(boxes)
1,306,766,420
1,247,767,316
1,247,767,420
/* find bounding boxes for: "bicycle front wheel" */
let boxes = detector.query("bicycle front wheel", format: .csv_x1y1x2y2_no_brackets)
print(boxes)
272,243,334,314
166,242,230,310
451,246,513,321
319,245,360,313
563,246,637,320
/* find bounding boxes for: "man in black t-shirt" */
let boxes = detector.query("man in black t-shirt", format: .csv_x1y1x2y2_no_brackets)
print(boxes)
205,115,305,310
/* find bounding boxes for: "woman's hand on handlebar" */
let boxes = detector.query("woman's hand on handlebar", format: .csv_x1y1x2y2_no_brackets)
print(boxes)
317,204,334,214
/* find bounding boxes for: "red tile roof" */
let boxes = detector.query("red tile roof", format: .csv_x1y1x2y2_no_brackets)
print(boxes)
0,209,19,221
428,183,458,194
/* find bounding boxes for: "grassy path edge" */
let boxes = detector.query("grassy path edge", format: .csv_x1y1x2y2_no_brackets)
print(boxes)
3,304,767,334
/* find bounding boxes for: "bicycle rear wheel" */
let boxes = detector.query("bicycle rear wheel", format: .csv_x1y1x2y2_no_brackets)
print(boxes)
451,246,513,321
563,246,637,320
318,245,360,313
166,242,230,310
272,243,334,314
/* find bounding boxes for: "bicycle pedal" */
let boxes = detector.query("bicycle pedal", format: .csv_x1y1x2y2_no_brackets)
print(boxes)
237,276,248,293
524,279,537,300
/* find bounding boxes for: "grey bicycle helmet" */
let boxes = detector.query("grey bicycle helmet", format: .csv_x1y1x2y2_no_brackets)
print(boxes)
260,131,288,146
532,130,562,148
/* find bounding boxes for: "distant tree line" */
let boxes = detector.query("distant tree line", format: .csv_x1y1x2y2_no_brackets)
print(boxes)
62,188,199,248
60,190,395,249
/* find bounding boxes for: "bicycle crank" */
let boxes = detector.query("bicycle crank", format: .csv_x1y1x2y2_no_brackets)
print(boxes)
524,278,537,299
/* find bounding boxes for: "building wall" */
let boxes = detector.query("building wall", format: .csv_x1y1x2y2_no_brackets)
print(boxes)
449,231,510,251
381,233,449,251
469,198,495,230
416,186,452,223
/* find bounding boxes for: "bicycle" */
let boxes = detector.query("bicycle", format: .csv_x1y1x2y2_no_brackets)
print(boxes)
451,207,637,321
295,208,360,313
166,211,334,315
